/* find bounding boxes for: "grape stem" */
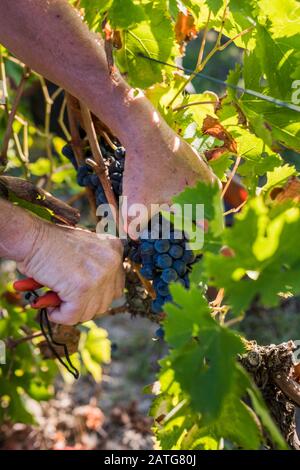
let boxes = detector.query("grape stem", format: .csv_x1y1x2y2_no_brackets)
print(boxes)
131,261,156,299
80,102,120,231
66,93,97,218
0,65,31,170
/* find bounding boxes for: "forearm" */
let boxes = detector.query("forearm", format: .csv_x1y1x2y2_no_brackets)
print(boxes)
0,0,140,144
0,199,38,261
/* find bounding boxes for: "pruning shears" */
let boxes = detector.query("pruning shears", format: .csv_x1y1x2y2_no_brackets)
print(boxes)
13,278,79,379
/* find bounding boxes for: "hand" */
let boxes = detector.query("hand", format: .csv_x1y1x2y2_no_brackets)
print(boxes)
16,220,124,325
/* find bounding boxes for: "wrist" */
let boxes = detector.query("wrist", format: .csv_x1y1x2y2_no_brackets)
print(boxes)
0,199,42,262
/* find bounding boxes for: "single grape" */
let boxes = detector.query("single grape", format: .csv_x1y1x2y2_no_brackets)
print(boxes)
140,265,154,280
172,259,187,276
154,239,170,253
110,172,122,182
169,245,184,259
156,280,170,296
151,296,165,314
155,327,165,339
182,250,196,264
161,268,178,283
109,161,122,174
141,242,155,256
155,254,173,269
90,174,99,187
77,165,91,187
114,147,126,159
141,253,153,265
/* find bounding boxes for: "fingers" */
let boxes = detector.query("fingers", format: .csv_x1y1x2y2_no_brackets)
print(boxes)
48,302,81,326
13,278,43,292
31,291,61,309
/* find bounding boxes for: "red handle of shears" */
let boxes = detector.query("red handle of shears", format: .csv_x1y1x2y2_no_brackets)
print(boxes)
13,278,61,308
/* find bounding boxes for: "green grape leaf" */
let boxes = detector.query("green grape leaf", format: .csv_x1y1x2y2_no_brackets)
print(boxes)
173,180,224,246
115,5,175,87
263,164,298,195
109,0,146,28
163,284,245,421
205,197,300,313
80,0,112,30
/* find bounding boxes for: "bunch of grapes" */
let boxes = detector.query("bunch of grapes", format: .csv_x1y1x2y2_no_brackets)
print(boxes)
62,137,125,205
62,137,197,319
128,221,196,314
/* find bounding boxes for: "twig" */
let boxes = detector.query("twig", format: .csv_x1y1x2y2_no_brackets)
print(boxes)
218,26,255,51
6,332,43,349
39,76,55,189
211,288,224,308
101,131,117,150
168,11,212,109
223,199,247,215
58,95,71,141
0,66,30,168
273,373,300,407
66,189,87,206
0,175,80,225
221,155,241,199
168,6,254,109
173,99,218,112
196,11,211,70
66,93,97,218
80,102,120,229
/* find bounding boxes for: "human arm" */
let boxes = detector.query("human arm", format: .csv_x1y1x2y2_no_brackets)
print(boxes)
0,199,124,325
0,0,216,227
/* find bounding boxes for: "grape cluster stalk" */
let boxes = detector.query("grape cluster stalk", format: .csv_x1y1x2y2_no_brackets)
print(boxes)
63,137,197,324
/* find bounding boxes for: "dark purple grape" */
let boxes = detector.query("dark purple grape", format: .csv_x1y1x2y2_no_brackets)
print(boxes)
62,144,78,169
77,165,91,187
156,280,170,296
114,147,126,159
161,268,178,283
141,242,155,256
141,253,153,264
155,254,172,269
169,245,184,259
154,239,170,253
182,250,196,264
151,296,165,314
173,259,187,276
140,265,154,280
110,172,122,182
155,327,165,339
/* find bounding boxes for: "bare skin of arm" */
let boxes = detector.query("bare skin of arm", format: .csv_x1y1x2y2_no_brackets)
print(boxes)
0,0,216,226
0,199,124,325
